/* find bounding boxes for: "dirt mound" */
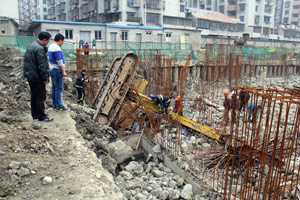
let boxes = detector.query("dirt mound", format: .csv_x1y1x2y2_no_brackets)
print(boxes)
0,46,123,199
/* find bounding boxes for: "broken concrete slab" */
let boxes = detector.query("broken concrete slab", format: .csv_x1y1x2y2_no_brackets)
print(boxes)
106,140,133,164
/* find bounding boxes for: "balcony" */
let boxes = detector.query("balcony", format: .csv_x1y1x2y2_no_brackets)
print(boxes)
81,4,88,14
293,1,300,6
58,13,66,21
48,0,55,6
127,16,142,22
293,8,300,14
128,0,140,8
292,17,299,22
87,0,97,11
70,0,79,5
227,4,237,11
146,0,161,9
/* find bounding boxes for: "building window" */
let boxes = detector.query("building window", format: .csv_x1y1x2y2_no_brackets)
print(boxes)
254,15,259,24
146,13,160,25
95,31,102,40
284,17,289,23
293,5,300,9
1,30,5,34
184,33,189,43
219,5,224,13
193,0,197,8
43,0,46,4
285,10,289,15
264,16,271,24
121,31,128,41
239,4,245,12
255,6,258,11
65,29,73,39
43,15,48,20
180,5,185,12
285,1,291,8
253,27,261,33
166,32,171,42
240,16,244,22
43,8,47,12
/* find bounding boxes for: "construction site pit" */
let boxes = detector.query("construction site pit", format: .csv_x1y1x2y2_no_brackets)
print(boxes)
1,45,300,200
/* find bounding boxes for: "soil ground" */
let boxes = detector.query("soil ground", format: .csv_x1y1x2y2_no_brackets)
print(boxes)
0,46,122,200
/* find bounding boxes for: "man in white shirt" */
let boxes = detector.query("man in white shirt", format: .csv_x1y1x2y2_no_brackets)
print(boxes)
48,34,67,111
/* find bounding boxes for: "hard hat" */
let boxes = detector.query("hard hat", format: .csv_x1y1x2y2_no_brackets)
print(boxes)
176,96,181,101
223,90,229,95
149,94,155,99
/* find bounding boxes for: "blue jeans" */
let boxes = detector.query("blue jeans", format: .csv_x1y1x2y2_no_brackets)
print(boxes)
50,68,64,108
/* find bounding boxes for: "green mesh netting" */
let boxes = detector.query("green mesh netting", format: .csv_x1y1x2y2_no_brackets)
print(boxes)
100,42,198,62
204,44,291,61
2,36,293,62
0,36,75,60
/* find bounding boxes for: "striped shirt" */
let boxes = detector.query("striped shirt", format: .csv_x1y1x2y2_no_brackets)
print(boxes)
48,43,65,69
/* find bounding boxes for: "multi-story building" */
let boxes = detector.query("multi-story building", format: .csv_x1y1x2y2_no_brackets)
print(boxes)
0,0,19,23
18,0,46,25
281,0,300,27
36,0,49,20
19,0,35,25
188,0,276,38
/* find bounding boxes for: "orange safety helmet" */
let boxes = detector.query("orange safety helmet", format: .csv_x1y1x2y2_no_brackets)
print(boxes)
176,96,181,101
223,90,229,95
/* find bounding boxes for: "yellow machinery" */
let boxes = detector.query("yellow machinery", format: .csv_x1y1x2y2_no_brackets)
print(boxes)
92,53,224,142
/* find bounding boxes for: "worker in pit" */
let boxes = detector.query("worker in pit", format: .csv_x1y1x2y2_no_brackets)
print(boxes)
75,69,89,105
174,95,183,116
239,90,250,111
223,90,231,125
247,104,261,123
149,94,171,114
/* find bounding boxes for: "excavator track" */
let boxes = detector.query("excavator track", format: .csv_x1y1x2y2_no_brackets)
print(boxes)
92,53,138,126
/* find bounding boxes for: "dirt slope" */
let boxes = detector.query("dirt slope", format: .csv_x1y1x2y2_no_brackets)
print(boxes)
0,46,122,200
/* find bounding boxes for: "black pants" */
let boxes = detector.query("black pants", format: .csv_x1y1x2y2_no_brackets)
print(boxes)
28,80,46,120
76,87,85,105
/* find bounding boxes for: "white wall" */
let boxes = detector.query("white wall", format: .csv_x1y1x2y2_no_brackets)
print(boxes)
37,22,202,47
41,23,107,45
164,0,185,18
0,0,19,23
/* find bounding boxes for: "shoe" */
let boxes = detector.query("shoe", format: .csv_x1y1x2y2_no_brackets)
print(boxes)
39,117,53,122
57,106,68,111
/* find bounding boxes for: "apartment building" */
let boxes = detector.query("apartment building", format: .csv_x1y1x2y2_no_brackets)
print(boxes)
18,0,38,25
36,0,49,20
281,0,300,27
0,0,19,23
192,0,277,38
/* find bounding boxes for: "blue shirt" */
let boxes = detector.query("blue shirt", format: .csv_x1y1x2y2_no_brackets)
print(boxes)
48,43,65,69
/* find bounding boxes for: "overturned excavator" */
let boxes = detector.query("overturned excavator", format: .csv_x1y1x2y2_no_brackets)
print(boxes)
91,53,223,141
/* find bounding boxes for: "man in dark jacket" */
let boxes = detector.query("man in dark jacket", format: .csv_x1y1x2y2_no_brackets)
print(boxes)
24,32,53,122
75,70,89,105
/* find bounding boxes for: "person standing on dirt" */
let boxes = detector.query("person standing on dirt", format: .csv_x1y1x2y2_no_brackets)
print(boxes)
174,95,183,116
75,69,89,105
83,42,90,56
48,34,68,111
223,90,231,125
24,31,53,122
